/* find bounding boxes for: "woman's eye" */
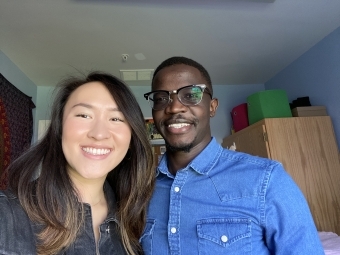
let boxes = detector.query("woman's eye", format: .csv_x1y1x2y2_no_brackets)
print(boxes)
111,117,124,122
76,114,90,118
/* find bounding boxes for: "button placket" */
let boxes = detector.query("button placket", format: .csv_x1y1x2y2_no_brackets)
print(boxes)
168,170,188,253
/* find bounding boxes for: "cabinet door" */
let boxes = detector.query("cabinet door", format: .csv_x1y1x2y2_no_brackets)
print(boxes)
264,117,340,234
247,124,271,158
222,122,270,158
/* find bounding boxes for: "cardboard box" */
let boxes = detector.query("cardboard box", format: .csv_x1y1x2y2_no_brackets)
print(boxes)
247,89,292,125
292,106,327,117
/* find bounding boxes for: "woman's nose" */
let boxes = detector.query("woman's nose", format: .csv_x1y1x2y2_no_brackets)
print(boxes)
87,120,110,140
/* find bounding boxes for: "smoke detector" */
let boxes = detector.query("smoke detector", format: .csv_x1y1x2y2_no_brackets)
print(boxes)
121,54,129,61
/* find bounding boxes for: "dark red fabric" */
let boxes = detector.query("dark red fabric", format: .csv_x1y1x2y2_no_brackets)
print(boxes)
231,103,249,132
0,74,35,190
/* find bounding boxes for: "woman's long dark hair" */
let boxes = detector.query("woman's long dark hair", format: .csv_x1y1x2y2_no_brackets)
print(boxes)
8,72,155,255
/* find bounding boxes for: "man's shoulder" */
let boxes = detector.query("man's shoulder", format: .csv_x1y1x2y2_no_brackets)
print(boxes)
220,148,281,169
214,148,287,185
206,138,281,170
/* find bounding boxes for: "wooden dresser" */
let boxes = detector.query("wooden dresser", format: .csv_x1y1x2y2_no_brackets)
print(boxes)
222,116,340,234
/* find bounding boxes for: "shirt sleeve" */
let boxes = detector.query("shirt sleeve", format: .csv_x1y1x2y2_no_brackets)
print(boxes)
263,163,325,254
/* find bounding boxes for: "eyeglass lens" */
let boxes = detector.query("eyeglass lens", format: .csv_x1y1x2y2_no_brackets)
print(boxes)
149,86,204,110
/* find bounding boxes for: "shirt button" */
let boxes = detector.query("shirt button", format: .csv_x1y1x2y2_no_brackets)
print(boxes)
221,235,228,242
171,227,177,234
174,186,180,192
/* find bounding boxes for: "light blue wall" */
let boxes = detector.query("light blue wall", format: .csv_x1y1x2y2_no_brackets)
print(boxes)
265,26,340,148
211,84,265,143
36,86,55,121
0,50,38,142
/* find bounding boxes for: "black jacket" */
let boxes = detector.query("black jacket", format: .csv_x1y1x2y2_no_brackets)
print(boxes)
0,183,127,255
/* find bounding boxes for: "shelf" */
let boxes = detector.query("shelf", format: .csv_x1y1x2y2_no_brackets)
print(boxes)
150,139,165,145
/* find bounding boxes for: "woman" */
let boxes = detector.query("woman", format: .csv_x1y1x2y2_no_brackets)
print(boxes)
0,72,155,255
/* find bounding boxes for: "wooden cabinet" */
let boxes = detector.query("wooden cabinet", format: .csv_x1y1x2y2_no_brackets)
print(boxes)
222,116,340,234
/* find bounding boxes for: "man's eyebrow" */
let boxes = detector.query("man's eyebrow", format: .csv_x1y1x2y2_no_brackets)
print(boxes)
72,103,121,111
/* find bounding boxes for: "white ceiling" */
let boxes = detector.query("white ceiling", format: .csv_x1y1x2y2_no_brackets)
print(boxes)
1,0,340,87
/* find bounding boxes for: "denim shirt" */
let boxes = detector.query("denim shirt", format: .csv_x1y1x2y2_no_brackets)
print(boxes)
0,182,127,255
141,138,325,255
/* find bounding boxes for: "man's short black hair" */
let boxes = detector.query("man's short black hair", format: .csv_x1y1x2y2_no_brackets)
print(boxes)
152,56,213,95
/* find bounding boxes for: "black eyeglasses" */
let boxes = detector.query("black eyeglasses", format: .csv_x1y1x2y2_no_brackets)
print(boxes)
144,84,212,111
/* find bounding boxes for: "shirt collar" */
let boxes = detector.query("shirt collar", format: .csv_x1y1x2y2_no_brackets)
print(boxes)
157,137,222,176
83,181,118,222
103,181,118,222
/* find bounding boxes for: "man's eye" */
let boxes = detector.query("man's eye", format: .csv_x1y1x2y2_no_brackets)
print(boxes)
184,93,199,99
153,97,168,103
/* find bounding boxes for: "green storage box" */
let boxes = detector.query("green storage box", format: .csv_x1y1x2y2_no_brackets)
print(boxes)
247,89,292,125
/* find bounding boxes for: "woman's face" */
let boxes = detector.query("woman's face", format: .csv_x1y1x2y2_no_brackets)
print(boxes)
62,81,131,181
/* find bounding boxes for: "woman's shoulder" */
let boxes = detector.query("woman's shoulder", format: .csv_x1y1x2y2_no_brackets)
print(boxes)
0,189,18,205
0,189,15,196
0,189,30,225
0,189,22,211
0,189,37,254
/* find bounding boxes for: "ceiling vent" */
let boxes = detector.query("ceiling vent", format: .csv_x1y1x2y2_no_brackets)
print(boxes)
120,69,154,81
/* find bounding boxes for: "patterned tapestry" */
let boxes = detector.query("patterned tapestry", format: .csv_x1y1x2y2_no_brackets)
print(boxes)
0,73,36,190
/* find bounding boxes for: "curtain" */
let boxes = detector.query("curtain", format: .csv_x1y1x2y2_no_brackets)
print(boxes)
0,73,36,190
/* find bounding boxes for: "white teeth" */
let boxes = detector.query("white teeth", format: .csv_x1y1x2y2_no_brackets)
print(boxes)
82,147,110,155
168,123,190,129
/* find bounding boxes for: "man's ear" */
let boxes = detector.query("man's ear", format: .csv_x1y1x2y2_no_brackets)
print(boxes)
209,98,219,117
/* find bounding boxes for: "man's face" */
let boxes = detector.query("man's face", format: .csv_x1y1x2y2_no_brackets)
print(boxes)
152,64,218,153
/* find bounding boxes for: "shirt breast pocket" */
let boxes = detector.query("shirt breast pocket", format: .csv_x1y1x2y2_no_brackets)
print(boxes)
140,219,156,255
197,218,251,255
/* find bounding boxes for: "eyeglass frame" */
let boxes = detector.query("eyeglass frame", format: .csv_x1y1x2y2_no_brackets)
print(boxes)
143,84,212,111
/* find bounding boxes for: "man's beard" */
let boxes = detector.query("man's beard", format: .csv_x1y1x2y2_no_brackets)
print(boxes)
165,141,194,153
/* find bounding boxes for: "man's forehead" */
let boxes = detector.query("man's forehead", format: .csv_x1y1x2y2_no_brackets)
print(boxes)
153,65,205,87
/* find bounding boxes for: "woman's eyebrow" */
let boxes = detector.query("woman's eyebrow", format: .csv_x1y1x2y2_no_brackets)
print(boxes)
72,103,92,109
72,103,121,111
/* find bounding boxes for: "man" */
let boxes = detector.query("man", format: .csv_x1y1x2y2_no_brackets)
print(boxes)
141,56,324,255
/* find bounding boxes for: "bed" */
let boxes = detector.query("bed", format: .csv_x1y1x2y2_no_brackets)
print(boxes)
319,232,340,255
